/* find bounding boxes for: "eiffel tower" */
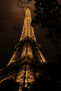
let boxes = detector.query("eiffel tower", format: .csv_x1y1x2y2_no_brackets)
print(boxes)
0,8,47,91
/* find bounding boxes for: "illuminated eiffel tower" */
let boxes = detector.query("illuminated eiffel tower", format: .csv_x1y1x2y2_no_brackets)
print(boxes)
0,8,47,91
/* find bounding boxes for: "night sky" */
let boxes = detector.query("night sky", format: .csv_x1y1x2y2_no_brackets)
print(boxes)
0,0,61,68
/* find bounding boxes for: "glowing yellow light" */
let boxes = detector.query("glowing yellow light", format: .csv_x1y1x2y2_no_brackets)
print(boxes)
8,51,17,65
20,8,36,41
39,51,47,63
7,7,47,91
21,45,27,59
27,45,33,58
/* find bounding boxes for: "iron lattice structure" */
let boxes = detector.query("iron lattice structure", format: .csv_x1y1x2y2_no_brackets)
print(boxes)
0,8,47,91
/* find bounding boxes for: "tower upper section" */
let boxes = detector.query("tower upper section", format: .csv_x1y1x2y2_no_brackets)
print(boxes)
25,8,31,19
20,8,36,41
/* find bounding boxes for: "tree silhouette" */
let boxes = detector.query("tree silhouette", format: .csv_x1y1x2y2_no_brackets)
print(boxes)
32,0,61,43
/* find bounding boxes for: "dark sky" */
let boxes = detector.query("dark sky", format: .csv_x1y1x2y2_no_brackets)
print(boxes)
0,0,61,68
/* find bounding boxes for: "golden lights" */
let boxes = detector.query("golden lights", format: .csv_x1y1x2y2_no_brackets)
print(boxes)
20,8,36,41
16,65,35,89
7,8,47,91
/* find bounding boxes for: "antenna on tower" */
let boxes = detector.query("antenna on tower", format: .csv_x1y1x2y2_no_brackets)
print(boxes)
17,0,33,8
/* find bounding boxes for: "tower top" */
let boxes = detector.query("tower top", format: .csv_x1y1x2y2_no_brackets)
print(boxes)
20,8,36,41
25,8,31,18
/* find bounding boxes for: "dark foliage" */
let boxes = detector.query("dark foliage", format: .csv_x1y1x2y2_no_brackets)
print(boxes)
32,0,61,43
